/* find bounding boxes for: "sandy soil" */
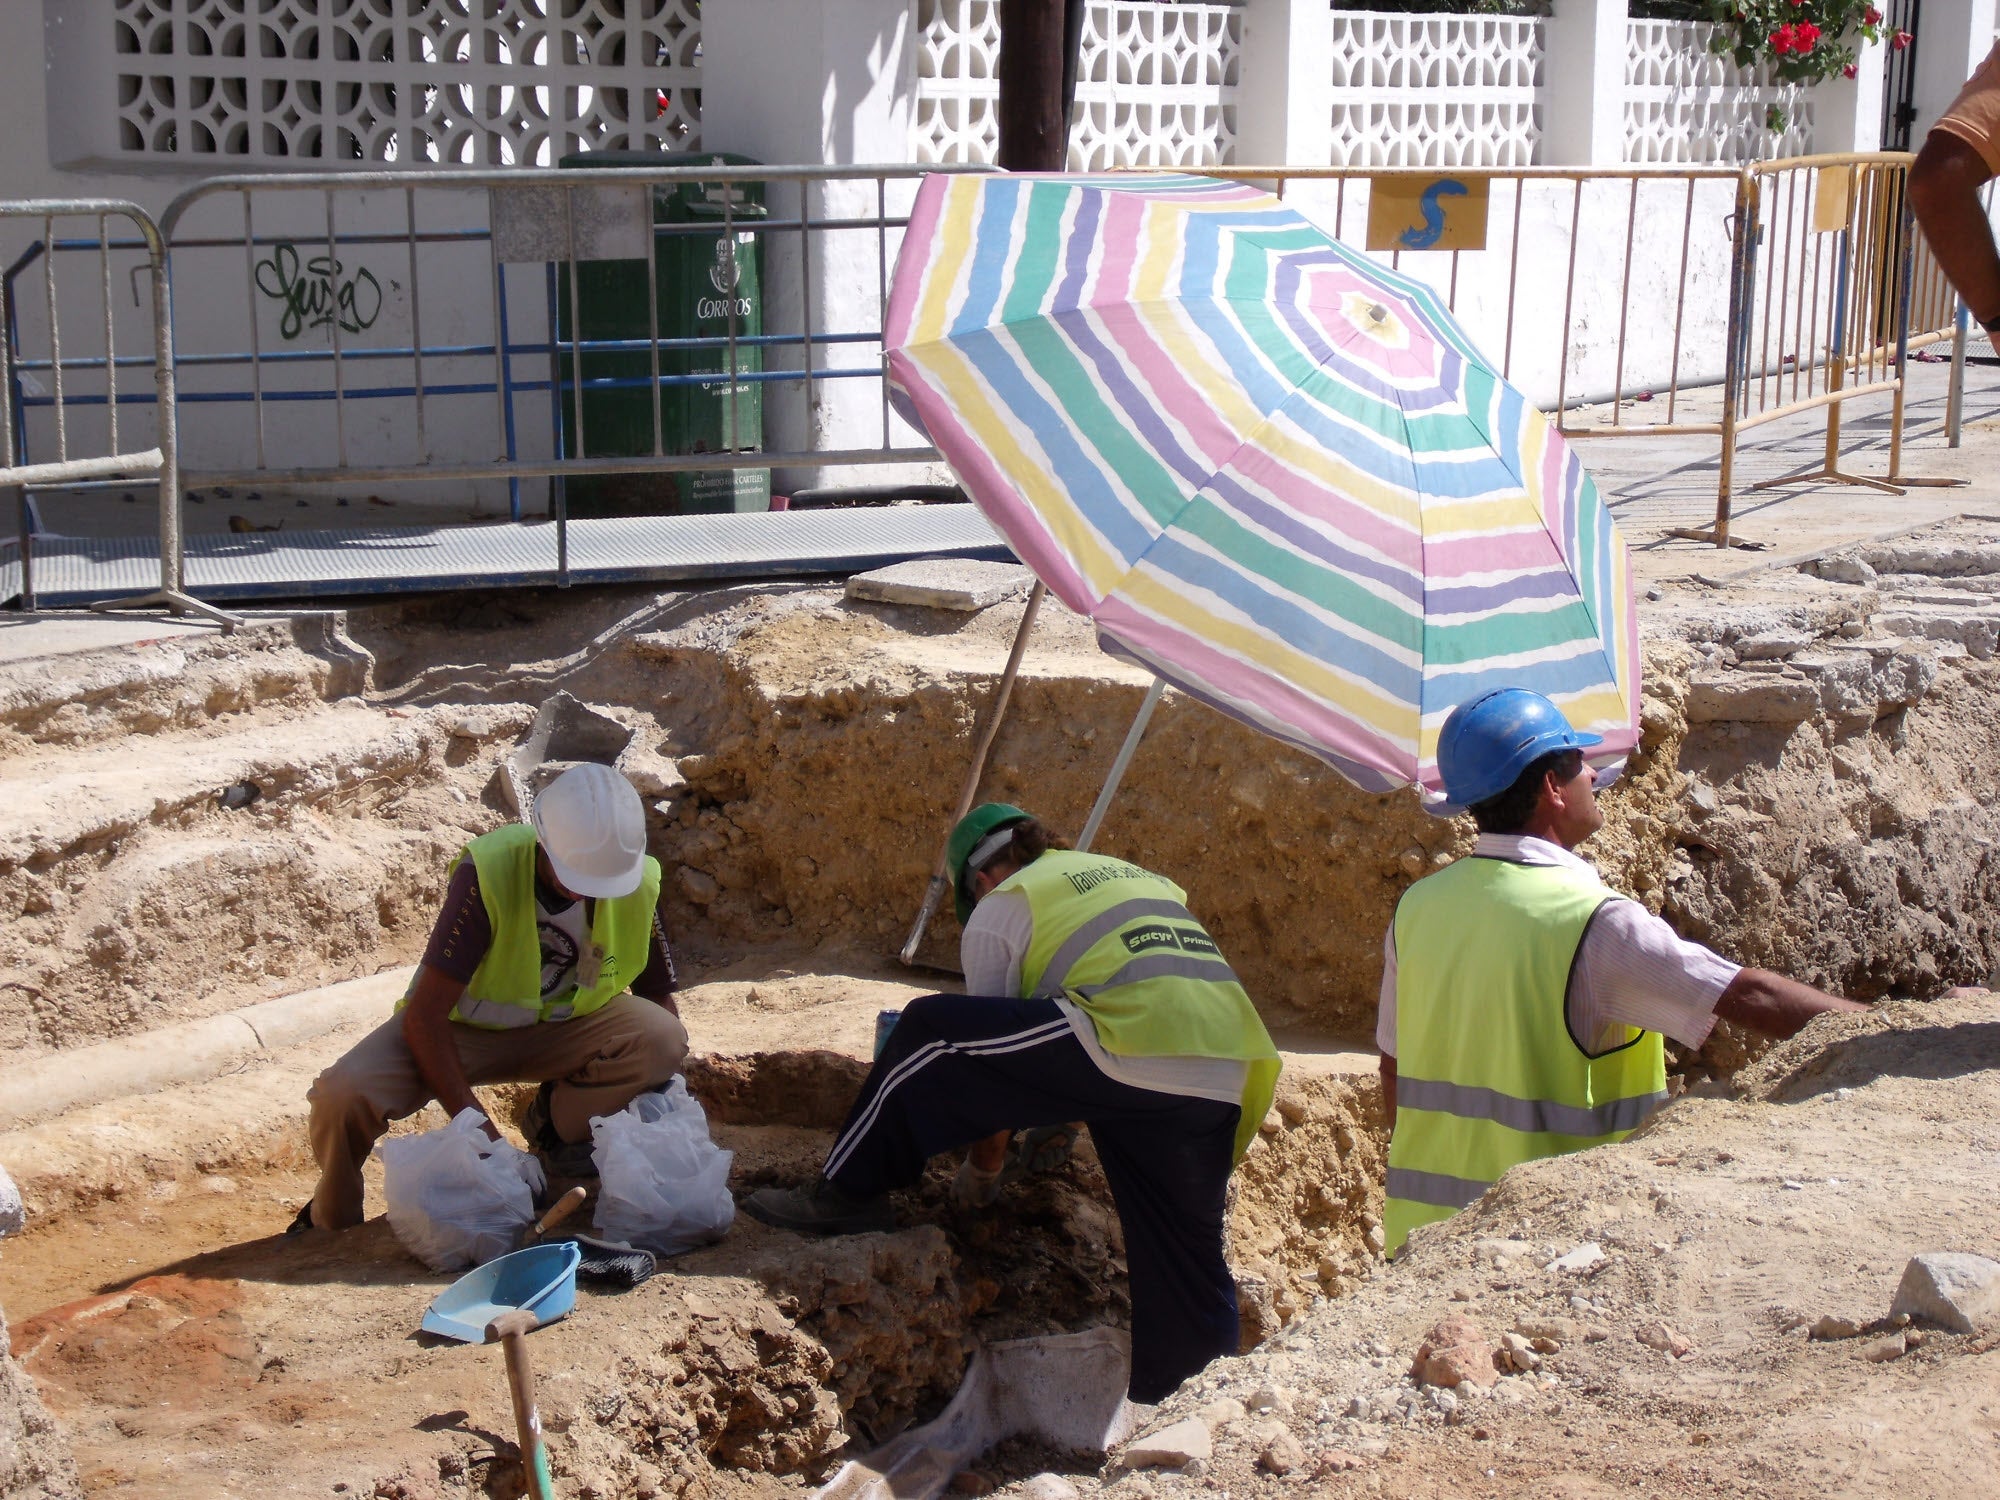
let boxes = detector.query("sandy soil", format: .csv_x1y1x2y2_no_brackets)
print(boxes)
11,987,1998,1500
11,517,2000,1497
0,962,1383,1500
1093,994,2000,1500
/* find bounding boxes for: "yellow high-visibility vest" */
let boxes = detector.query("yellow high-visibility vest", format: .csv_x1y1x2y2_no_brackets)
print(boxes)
1003,850,1280,1162
1384,857,1666,1258
402,823,660,1029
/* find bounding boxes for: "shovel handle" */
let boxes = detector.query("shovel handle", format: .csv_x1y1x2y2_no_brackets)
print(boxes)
486,1311,555,1500
528,1184,588,1244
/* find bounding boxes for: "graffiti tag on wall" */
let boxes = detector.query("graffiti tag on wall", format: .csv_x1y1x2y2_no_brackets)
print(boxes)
253,243,384,340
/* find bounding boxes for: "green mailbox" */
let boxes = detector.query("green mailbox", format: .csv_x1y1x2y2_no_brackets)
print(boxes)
556,151,769,516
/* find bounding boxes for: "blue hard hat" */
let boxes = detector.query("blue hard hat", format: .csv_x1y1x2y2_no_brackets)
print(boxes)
1436,688,1603,808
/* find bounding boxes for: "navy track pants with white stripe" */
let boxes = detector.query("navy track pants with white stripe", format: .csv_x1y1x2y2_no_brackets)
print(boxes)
823,991,1242,1404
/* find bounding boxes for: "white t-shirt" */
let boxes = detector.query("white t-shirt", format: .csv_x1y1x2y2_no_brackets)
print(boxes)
961,888,1250,1107
535,891,593,1000
1376,833,1740,1060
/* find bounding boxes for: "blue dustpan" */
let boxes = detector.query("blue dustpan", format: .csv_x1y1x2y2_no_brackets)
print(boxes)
420,1241,581,1344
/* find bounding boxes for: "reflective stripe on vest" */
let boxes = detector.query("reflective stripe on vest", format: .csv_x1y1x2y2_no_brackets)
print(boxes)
406,823,662,1030
1395,1076,1668,1139
1383,857,1667,1258
999,851,1280,1163
1033,897,1196,997
1384,1166,1489,1211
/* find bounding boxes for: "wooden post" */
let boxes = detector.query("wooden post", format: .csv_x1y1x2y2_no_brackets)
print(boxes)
998,0,1069,171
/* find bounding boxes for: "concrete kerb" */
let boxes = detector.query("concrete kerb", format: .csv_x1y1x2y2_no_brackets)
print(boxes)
0,968,409,1133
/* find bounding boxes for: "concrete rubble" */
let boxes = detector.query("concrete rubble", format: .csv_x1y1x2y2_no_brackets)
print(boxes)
1888,1252,2000,1335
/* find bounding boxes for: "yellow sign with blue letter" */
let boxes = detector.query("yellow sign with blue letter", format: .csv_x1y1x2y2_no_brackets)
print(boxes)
1366,175,1491,254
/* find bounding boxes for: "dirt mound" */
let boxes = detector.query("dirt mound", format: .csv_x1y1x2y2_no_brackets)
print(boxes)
1227,1075,1389,1344
1110,995,2000,1500
0,1308,79,1500
564,1276,844,1486
1734,988,2000,1103
686,1051,870,1129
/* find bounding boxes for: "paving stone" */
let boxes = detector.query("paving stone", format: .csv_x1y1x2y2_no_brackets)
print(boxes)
845,559,1034,611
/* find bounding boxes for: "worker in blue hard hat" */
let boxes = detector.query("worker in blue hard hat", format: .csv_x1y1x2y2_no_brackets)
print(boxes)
1378,687,1865,1259
743,803,1282,1405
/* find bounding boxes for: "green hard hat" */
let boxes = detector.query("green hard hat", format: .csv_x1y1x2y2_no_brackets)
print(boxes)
947,802,1031,924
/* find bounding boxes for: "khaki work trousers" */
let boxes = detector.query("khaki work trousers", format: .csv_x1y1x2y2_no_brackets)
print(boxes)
307,993,689,1230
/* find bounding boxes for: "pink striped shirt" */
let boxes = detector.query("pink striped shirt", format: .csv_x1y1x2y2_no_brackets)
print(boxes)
1376,833,1737,1060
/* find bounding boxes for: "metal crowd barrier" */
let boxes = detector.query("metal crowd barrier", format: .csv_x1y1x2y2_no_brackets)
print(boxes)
147,162,988,576
1213,157,1960,547
1707,152,1969,546
0,200,231,622
0,155,1973,617
1208,164,1747,438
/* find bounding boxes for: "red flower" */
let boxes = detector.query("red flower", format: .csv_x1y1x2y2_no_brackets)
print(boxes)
1863,5,1883,22
1770,24,1794,53
1893,29,1913,49
1796,20,1822,47
1843,63,1859,78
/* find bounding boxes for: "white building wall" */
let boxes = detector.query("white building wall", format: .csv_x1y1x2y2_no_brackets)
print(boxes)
0,0,1941,498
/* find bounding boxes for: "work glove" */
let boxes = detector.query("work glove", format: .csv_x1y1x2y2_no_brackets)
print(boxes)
950,1156,1005,1210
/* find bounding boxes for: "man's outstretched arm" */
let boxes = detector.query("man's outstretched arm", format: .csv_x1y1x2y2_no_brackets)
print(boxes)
1712,968,1867,1040
1912,131,2000,336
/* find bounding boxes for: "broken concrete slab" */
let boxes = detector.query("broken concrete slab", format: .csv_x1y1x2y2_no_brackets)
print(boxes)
1889,1252,2000,1334
1735,630,1813,660
1685,671,1821,725
1120,1417,1213,1469
845,560,1034,612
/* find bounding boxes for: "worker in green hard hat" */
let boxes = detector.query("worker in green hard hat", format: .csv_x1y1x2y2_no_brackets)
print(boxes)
1379,687,1866,1259
745,803,1282,1406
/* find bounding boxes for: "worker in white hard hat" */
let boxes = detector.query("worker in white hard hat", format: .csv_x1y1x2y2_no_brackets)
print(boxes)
296,762,688,1233
1379,687,1865,1259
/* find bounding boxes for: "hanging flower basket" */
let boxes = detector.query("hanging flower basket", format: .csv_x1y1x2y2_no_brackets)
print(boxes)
1696,1,1907,131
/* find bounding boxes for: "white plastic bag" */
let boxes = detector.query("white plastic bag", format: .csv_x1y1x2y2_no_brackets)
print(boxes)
381,1107,546,1271
0,1162,22,1238
591,1077,735,1255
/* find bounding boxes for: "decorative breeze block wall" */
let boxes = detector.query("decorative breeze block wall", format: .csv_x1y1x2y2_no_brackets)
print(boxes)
913,0,1242,168
1326,13,1548,168
107,0,701,165
1624,19,1813,162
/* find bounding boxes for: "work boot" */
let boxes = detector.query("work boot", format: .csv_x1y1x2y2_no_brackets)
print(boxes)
522,1081,599,1181
742,1177,895,1236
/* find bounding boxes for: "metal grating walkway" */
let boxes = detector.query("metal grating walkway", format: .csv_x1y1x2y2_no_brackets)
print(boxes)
0,503,1012,607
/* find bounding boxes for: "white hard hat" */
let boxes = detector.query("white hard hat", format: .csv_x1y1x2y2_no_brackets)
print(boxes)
531,763,648,898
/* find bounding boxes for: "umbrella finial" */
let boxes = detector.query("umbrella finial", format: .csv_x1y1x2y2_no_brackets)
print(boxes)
1368,302,1390,324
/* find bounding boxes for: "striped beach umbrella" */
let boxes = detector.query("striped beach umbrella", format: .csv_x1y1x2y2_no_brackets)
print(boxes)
883,172,1639,802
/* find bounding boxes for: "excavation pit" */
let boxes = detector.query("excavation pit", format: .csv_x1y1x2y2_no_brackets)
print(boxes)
0,984,1386,1499
9,518,2000,1496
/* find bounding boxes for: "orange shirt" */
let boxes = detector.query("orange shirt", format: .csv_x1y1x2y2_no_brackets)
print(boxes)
1935,42,2000,175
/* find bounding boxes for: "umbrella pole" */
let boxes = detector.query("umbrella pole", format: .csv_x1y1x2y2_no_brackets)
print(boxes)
898,581,1047,967
1075,677,1165,853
